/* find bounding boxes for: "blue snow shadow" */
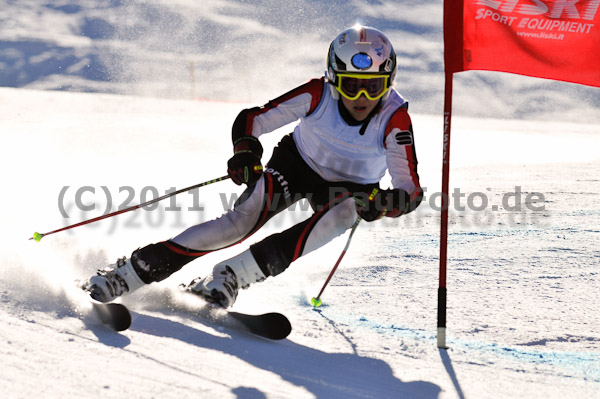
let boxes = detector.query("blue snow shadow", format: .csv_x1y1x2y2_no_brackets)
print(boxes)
130,312,441,399
355,315,600,384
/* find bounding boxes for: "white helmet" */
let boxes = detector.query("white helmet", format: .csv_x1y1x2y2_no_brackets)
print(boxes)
327,25,397,101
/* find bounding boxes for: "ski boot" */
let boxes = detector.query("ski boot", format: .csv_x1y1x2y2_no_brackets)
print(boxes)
81,257,146,303
185,249,266,308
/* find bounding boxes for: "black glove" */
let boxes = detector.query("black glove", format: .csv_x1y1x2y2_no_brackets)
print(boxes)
355,188,410,222
227,137,263,185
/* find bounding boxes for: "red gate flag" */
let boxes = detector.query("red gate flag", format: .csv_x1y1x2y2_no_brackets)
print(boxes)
445,0,600,87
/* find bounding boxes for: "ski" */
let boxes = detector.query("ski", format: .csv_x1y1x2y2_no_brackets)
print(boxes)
75,279,132,332
225,311,292,340
89,297,132,332
178,285,292,340
76,284,291,338
87,297,291,338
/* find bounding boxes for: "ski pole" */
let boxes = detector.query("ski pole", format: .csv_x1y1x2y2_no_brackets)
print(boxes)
30,175,231,242
311,216,361,307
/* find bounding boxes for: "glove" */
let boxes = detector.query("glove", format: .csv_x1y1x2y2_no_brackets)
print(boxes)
227,137,263,185
356,188,409,222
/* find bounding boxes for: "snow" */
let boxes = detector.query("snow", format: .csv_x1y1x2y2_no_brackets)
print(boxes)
1,87,599,399
1,1,600,398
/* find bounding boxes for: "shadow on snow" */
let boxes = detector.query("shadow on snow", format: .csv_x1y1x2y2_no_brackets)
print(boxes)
129,312,442,399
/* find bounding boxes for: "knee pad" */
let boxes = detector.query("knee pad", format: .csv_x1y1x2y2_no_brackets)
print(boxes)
250,238,290,277
132,241,198,283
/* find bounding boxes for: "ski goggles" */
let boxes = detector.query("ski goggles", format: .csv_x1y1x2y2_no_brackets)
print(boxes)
334,73,390,101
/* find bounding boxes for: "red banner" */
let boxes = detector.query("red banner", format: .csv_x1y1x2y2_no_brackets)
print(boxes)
445,0,600,87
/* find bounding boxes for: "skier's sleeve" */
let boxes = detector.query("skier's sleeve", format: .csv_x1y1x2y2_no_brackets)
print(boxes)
383,107,423,214
231,78,325,146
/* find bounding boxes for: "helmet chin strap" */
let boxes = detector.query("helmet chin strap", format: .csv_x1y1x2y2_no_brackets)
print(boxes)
325,69,340,100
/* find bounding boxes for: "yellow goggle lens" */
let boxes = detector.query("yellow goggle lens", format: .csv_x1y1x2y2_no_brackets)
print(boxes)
335,74,389,101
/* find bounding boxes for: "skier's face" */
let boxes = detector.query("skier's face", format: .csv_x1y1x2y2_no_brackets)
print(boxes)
340,94,379,122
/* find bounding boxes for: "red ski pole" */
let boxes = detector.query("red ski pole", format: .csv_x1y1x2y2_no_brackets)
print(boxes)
30,175,230,242
311,216,361,307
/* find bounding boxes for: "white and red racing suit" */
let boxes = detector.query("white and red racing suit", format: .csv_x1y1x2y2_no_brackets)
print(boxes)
130,78,422,282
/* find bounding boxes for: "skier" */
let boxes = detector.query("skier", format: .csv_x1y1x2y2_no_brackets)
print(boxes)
81,25,423,308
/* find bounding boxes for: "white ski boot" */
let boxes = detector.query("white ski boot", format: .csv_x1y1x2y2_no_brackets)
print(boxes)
186,249,266,308
82,257,146,303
